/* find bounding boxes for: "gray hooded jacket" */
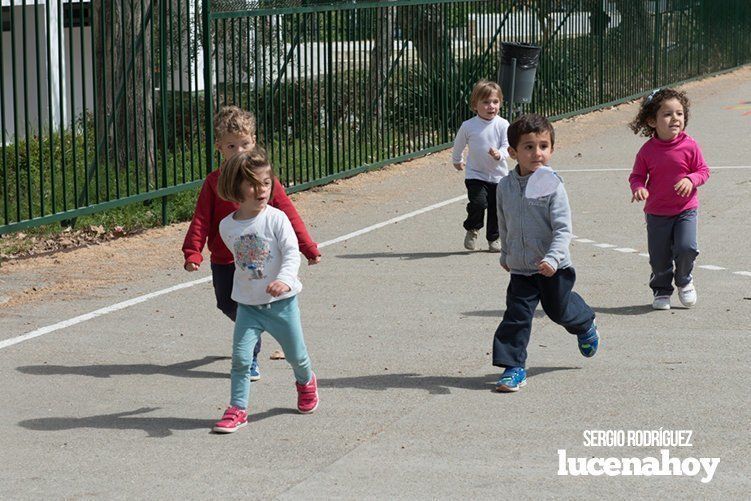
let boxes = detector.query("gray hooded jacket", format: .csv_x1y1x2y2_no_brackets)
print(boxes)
496,167,573,275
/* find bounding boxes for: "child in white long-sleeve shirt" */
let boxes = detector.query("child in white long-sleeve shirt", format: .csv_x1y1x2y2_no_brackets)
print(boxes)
212,147,319,434
452,80,510,252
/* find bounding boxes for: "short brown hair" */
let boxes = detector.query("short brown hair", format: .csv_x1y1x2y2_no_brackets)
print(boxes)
213,105,256,141
217,147,274,204
628,88,690,137
507,113,555,149
469,80,503,112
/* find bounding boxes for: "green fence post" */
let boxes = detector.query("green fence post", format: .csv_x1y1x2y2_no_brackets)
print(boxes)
160,0,169,224
326,10,334,177
598,4,605,104
203,0,214,176
653,2,662,88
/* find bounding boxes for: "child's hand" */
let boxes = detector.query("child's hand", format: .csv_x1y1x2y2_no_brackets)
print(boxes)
184,262,200,272
453,162,465,171
500,263,510,272
537,261,556,277
266,280,291,297
308,255,322,265
631,188,649,202
488,148,501,161
674,177,694,197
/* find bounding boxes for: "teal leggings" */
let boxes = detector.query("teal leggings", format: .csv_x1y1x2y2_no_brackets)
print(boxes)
230,296,313,410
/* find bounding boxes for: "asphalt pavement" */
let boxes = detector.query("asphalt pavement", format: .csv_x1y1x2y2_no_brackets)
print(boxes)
1,67,750,499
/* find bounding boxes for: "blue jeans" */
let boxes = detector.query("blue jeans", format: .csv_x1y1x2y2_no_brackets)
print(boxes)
492,267,595,368
646,209,699,296
230,296,313,410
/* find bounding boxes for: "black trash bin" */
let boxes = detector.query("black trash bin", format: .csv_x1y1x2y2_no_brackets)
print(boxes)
498,42,541,104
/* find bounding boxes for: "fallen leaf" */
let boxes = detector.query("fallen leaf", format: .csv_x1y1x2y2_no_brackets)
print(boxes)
270,349,286,360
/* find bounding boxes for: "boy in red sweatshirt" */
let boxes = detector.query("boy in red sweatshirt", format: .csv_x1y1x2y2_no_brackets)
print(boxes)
183,106,321,380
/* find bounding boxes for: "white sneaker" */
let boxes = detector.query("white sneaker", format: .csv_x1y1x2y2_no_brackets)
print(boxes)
464,230,478,250
678,281,697,307
488,239,502,253
652,295,671,310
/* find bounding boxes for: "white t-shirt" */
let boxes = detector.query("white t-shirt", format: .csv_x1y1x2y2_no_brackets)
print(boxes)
451,115,510,183
219,206,302,306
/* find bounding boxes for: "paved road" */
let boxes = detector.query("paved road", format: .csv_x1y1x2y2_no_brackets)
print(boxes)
1,67,750,499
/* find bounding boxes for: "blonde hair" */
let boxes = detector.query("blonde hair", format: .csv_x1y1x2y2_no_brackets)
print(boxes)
217,147,274,204
213,105,256,140
470,80,503,112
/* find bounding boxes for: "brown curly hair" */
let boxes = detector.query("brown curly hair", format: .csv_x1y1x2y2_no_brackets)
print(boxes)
213,105,256,141
628,88,690,137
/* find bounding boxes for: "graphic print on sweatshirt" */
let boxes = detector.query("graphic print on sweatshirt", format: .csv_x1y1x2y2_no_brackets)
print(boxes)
234,233,271,279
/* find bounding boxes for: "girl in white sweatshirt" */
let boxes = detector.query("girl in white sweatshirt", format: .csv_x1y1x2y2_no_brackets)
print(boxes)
452,80,510,252
212,147,319,434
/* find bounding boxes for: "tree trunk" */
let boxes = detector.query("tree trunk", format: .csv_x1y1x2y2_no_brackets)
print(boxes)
367,6,394,118
612,0,651,41
93,0,155,191
397,3,458,133
398,4,456,78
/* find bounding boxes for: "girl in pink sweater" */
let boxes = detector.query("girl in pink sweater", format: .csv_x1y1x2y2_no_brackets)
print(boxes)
628,88,710,310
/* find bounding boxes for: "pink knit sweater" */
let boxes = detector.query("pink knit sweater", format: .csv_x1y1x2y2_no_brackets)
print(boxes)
629,132,710,216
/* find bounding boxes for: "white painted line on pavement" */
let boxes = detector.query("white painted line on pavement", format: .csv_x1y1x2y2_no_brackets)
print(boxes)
574,237,748,280
316,195,467,248
0,277,213,350
1,195,468,350
6,162,751,351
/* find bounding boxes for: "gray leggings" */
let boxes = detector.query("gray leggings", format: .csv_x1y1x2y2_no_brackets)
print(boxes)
646,209,699,297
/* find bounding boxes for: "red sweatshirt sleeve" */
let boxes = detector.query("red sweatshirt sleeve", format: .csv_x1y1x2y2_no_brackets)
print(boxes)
182,178,215,266
686,142,710,188
270,177,320,260
629,149,649,192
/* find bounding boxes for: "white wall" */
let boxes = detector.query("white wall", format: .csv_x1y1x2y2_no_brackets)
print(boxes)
2,1,93,142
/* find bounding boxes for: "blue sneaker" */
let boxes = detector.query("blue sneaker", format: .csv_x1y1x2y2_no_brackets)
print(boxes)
495,367,527,392
250,357,261,382
577,323,599,358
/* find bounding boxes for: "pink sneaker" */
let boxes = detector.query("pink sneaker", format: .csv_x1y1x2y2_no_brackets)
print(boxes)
212,406,248,434
296,373,319,414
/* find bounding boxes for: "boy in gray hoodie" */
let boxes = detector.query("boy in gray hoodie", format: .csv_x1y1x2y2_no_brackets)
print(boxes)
493,114,599,392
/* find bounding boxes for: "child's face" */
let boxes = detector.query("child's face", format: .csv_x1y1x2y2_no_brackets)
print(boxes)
474,92,501,120
648,98,685,141
239,166,273,214
216,132,256,161
508,131,554,176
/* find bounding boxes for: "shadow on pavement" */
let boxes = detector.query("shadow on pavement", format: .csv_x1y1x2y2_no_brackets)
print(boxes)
470,304,655,317
321,367,579,395
592,304,655,316
16,355,230,379
336,251,474,260
462,309,546,319
18,406,297,438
